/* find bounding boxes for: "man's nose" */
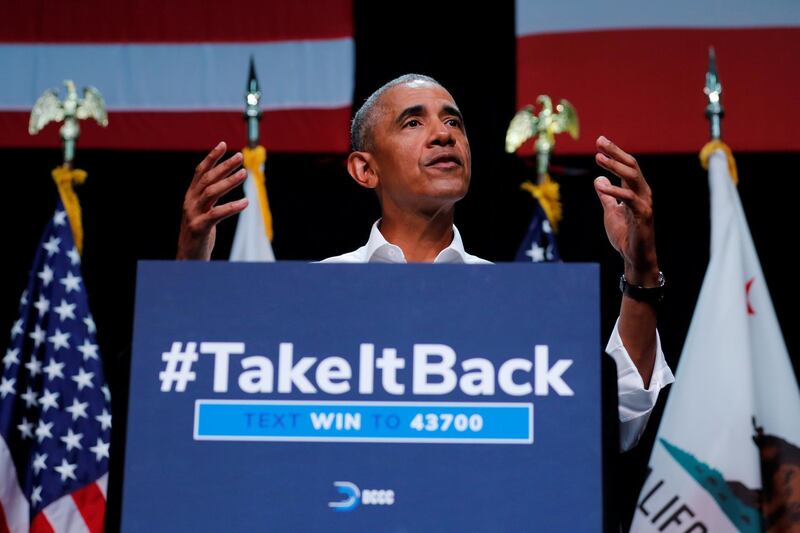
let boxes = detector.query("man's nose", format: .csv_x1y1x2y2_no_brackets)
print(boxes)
429,121,455,146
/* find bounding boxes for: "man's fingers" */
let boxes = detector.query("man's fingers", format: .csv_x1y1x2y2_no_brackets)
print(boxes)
205,198,249,226
596,136,651,195
199,151,244,190
593,177,620,211
596,136,637,168
595,152,638,182
201,168,247,208
189,198,248,235
192,141,227,184
594,176,641,210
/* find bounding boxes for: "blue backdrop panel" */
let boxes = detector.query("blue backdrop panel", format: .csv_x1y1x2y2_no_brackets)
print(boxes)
122,262,601,532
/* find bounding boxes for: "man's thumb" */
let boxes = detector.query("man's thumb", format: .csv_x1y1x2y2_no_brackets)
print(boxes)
594,177,617,211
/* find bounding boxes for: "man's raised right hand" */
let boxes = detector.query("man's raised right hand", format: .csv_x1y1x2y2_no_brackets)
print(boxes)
177,141,249,260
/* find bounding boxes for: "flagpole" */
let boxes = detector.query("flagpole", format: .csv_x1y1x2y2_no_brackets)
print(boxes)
241,56,273,242
704,47,723,141
28,81,109,254
505,96,578,235
700,48,738,185
229,57,276,261
245,56,262,149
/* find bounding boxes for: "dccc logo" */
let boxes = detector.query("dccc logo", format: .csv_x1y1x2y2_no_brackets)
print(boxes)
328,481,395,512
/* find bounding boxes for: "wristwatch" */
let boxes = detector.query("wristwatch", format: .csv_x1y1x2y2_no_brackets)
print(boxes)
619,271,665,305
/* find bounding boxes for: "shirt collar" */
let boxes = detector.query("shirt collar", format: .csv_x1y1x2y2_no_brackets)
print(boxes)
364,220,470,264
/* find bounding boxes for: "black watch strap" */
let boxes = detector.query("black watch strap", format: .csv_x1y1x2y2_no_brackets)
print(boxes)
619,271,665,305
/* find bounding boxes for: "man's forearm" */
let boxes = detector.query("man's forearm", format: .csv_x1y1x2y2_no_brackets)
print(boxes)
618,296,658,387
618,266,660,387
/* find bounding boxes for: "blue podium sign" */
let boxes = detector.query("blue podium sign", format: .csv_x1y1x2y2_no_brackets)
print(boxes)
122,262,601,532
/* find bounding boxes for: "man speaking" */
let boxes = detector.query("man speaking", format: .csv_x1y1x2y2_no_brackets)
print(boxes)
176,74,674,451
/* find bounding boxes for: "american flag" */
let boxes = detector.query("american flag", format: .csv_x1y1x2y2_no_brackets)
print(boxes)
0,199,110,532
0,0,354,153
515,0,800,154
514,200,561,263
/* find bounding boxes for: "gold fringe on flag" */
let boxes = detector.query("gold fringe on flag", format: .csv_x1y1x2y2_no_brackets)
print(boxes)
520,173,562,232
242,145,274,241
700,140,739,185
51,165,87,255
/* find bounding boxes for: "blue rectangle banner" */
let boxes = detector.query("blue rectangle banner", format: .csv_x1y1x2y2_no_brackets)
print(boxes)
194,400,533,443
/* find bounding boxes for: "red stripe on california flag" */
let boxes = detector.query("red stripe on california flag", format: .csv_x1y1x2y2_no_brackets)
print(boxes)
0,107,351,152
30,512,55,533
0,501,9,533
71,482,105,533
517,27,800,154
1,0,352,43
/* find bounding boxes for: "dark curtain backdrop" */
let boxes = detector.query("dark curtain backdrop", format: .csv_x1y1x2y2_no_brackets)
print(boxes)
1,2,797,530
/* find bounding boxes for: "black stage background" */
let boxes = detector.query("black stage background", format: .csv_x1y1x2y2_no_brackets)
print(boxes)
2,2,797,530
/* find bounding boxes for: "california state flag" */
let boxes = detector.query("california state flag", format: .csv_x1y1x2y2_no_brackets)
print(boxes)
631,146,800,532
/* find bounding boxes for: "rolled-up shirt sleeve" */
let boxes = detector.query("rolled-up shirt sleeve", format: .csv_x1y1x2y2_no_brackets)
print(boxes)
606,316,675,452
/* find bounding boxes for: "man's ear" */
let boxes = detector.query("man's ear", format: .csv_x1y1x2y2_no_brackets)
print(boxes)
347,151,379,189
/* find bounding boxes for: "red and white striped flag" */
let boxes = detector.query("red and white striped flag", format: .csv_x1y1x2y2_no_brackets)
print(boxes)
515,0,800,154
0,0,354,153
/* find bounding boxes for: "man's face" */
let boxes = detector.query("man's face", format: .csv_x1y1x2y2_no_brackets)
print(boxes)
368,81,471,213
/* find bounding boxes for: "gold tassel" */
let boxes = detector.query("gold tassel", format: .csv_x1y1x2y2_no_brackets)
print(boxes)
699,140,738,185
520,173,562,232
242,145,273,241
51,165,87,255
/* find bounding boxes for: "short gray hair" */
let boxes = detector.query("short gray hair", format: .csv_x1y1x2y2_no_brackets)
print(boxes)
350,73,441,152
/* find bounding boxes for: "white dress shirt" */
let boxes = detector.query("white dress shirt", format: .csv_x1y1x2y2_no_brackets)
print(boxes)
321,221,675,451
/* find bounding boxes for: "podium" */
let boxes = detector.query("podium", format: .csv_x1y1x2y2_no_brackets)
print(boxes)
121,261,615,531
